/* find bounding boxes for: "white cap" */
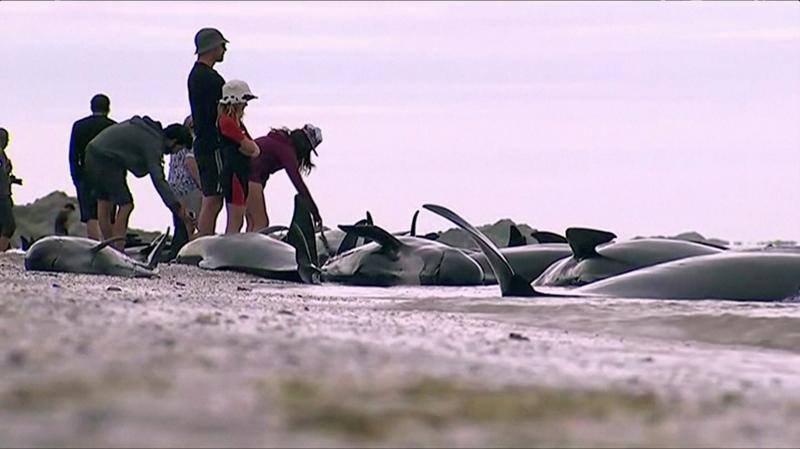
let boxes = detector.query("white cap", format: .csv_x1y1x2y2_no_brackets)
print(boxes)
301,124,323,153
219,80,258,105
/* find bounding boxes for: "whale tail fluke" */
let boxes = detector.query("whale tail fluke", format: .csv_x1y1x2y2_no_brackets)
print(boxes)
422,204,539,297
287,195,320,283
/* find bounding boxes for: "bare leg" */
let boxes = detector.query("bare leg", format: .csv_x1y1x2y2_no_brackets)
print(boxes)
97,200,115,241
197,195,223,236
86,219,102,240
225,203,246,234
0,236,9,252
245,182,268,232
112,203,134,251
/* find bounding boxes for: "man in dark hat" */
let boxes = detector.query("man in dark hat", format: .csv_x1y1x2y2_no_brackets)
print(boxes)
188,27,228,236
69,93,116,240
84,116,196,250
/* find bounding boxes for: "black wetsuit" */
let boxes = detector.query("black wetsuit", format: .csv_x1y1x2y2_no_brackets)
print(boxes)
69,114,116,222
0,152,16,239
188,61,225,197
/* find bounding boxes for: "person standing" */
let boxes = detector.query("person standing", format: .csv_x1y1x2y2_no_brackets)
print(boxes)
246,124,324,232
0,128,21,252
84,116,195,250
216,80,260,234
54,203,76,236
166,115,202,260
188,27,228,236
69,94,116,240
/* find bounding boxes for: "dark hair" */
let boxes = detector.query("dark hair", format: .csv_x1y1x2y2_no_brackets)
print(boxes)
164,123,193,148
90,94,111,114
289,129,315,175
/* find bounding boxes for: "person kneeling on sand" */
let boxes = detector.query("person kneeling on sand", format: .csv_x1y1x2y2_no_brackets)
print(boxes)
84,116,195,250
0,127,21,252
245,124,324,232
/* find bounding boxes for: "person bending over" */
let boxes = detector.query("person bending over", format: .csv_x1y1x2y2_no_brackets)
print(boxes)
84,116,195,250
246,124,323,232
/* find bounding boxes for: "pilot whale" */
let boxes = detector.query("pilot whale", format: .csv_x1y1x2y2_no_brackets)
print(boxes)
176,195,319,283
320,223,484,286
25,233,168,278
423,204,800,302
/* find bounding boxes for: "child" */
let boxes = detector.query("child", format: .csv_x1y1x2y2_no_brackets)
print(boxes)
216,80,260,234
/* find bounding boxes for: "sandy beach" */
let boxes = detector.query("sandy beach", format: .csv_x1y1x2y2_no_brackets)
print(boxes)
2,250,800,447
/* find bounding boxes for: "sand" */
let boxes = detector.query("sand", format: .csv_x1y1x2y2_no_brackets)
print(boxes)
2,250,800,447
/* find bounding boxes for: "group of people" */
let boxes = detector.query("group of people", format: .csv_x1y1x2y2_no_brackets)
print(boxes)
0,27,325,257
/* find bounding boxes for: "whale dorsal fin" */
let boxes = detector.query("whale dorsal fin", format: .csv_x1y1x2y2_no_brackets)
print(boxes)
91,236,127,254
531,231,568,244
410,210,419,237
565,228,616,260
145,230,170,270
507,225,526,247
423,204,537,297
258,225,289,236
338,224,403,255
336,218,369,255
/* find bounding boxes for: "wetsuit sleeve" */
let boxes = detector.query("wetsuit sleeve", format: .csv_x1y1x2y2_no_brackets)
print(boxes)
218,115,246,144
68,123,81,184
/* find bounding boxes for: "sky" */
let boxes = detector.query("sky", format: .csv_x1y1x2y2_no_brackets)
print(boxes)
1,1,799,242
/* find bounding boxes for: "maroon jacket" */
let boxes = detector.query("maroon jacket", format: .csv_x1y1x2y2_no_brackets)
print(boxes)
250,130,312,201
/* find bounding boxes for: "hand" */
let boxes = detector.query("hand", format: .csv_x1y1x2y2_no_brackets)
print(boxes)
10,176,22,186
250,146,260,158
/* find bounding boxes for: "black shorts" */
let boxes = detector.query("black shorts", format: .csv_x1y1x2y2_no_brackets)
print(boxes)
220,164,249,206
75,179,98,222
194,139,222,197
85,151,133,206
0,196,15,238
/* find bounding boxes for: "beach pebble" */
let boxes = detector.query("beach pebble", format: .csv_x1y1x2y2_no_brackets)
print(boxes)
107,286,122,292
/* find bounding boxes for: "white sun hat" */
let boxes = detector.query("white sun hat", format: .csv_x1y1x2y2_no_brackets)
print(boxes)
219,80,258,105
301,124,323,154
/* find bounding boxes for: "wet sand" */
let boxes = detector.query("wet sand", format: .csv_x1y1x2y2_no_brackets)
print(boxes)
2,251,800,447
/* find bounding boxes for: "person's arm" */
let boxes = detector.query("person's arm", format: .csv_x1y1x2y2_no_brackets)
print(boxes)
278,150,321,223
68,123,81,185
184,153,202,188
218,116,260,158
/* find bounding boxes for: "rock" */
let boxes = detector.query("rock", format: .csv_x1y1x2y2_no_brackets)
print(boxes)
51,283,61,288
278,309,296,316
509,332,530,341
107,286,122,292
237,286,251,292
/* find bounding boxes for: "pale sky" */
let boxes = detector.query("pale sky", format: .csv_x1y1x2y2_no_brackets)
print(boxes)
2,1,799,242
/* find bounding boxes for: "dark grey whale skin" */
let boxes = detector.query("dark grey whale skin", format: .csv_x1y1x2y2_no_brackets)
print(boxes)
24,236,163,278
423,204,800,302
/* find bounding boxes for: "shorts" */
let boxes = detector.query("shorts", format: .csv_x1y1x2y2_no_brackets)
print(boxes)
0,196,15,238
194,139,222,197
75,179,98,222
221,165,249,207
85,151,133,206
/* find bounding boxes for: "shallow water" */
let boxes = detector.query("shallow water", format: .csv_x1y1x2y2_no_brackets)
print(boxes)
266,283,800,353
